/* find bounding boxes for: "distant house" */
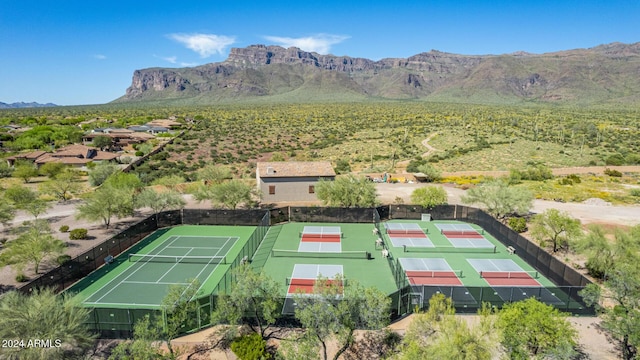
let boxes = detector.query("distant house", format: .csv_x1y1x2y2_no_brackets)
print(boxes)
147,119,182,129
6,144,119,168
256,161,336,202
127,125,151,132
148,126,169,134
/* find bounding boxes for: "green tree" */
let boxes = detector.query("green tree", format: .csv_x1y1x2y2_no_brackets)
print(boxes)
151,174,186,190
4,185,50,219
109,279,200,360
0,161,13,178
87,162,119,186
395,295,498,360
334,158,351,175
416,163,442,182
39,169,83,202
212,264,282,340
530,209,582,252
410,186,447,208
195,179,256,209
0,288,96,360
135,188,186,216
571,225,635,279
12,161,39,183
581,263,640,360
91,135,112,150
0,224,66,274
497,298,578,359
0,198,16,228
461,179,533,220
38,162,67,179
196,164,232,185
293,276,390,360
76,182,135,228
315,175,377,208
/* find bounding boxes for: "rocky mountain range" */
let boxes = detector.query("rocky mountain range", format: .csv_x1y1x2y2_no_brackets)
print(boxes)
116,42,640,105
0,102,58,109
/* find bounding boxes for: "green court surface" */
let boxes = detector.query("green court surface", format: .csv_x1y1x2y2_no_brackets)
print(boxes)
69,225,256,309
384,219,556,288
257,222,398,295
256,220,559,301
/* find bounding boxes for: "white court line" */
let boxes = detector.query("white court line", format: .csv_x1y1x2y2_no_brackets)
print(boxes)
83,302,162,307
88,235,182,304
156,248,196,283
191,236,233,299
123,281,191,286
166,246,223,250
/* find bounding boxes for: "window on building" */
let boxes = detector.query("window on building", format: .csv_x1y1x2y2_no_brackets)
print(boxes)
309,185,315,194
269,185,276,195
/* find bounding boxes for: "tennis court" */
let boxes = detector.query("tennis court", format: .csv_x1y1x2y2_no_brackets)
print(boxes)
71,225,255,309
282,264,344,314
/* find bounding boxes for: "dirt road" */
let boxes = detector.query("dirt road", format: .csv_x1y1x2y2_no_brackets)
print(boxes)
375,183,640,226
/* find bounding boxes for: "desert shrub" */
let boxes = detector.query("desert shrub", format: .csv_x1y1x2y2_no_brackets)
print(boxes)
511,164,553,182
56,254,72,265
230,333,270,360
334,158,351,174
69,228,88,240
59,225,70,233
508,217,527,233
605,154,625,166
604,168,622,177
557,174,581,185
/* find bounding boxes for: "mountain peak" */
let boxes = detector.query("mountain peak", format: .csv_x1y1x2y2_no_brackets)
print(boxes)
117,42,640,106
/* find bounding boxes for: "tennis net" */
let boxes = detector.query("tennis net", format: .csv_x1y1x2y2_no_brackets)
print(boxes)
405,270,463,278
299,232,343,239
403,245,496,253
286,278,347,286
386,229,427,235
441,229,483,236
128,254,226,264
271,249,370,259
480,271,539,279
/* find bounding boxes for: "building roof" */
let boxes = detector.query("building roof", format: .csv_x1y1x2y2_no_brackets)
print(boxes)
7,150,47,161
147,119,182,128
257,161,336,178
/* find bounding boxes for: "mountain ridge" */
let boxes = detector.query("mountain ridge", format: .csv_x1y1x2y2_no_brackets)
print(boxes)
116,42,640,105
0,101,58,109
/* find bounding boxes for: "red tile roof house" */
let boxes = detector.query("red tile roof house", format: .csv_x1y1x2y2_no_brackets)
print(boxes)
6,144,119,168
256,161,336,203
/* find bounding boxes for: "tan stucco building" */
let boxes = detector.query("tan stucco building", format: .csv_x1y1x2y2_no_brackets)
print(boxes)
256,161,336,202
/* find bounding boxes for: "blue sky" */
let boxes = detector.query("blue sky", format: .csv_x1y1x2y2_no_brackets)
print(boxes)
1,0,638,105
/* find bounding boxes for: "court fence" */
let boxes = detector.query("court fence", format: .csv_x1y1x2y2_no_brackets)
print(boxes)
384,204,595,315
16,204,595,338
17,208,270,338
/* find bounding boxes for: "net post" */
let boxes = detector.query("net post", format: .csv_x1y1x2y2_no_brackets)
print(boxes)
403,245,407,253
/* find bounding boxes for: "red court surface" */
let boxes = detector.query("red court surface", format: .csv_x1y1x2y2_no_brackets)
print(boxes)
444,233,484,239
481,272,541,286
387,232,427,238
405,271,463,286
287,278,344,294
301,234,341,242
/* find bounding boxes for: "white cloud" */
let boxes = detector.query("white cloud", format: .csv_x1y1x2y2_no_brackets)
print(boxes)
263,33,350,54
168,33,236,58
180,62,199,67
154,55,177,64
93,54,107,60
